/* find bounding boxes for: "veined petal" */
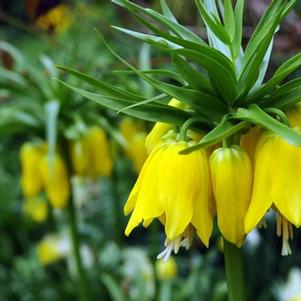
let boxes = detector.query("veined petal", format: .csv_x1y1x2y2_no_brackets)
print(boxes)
124,143,164,215
191,149,213,247
244,133,275,233
210,146,252,245
159,142,199,240
273,136,301,226
125,145,166,236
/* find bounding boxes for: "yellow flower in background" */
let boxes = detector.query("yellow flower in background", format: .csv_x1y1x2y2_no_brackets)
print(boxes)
210,146,252,246
70,137,90,176
145,98,187,152
286,103,301,128
120,118,147,173
20,143,43,198
37,233,70,265
23,196,48,223
40,153,70,209
36,4,72,34
245,131,301,255
156,257,177,280
124,140,213,260
85,126,113,178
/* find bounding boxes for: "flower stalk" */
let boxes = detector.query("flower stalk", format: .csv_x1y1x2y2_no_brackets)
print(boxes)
224,240,247,301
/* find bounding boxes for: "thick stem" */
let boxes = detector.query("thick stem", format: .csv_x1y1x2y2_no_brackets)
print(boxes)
224,240,247,301
68,197,90,301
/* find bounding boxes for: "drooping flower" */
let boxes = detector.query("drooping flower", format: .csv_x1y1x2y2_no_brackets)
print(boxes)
20,143,43,198
70,137,90,176
245,131,301,255
119,118,147,173
85,126,113,178
210,146,252,246
124,140,213,260
40,153,70,209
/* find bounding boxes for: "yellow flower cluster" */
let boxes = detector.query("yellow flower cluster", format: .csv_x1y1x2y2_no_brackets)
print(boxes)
20,142,70,211
36,4,72,34
70,126,113,178
119,118,147,173
124,103,301,259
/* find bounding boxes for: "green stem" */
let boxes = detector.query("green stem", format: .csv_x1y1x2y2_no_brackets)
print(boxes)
68,197,90,301
224,240,247,301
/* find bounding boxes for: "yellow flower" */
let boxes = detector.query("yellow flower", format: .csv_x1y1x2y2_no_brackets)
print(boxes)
85,126,113,178
37,234,70,265
36,4,72,34
145,99,187,152
70,137,90,176
286,103,301,128
210,146,252,246
124,140,213,260
156,257,177,280
23,196,48,223
20,143,43,198
119,118,148,173
127,132,148,173
245,131,301,255
40,153,70,209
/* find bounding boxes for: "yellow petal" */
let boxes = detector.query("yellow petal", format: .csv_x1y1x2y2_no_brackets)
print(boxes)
210,146,252,245
159,142,199,240
244,133,275,233
125,145,166,236
191,149,213,247
272,135,301,226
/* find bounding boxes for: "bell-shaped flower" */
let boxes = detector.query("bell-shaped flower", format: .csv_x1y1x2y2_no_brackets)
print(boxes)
210,146,252,246
124,140,213,260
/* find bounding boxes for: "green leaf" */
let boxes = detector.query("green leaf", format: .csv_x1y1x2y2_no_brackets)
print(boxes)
160,0,177,22
172,48,237,103
260,78,301,109
113,69,186,85
235,104,301,146
57,80,194,125
224,0,235,40
173,55,213,93
57,65,143,101
180,119,249,154
195,0,232,46
247,52,301,103
112,0,205,44
233,0,244,60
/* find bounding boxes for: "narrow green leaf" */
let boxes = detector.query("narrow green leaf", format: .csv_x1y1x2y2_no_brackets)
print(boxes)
180,119,249,154
233,0,244,60
173,55,213,93
195,0,232,45
112,0,205,44
160,0,177,22
247,52,301,103
57,65,143,101
235,104,301,146
101,274,125,301
113,69,186,85
260,78,301,109
57,80,194,125
172,48,237,103
224,0,235,40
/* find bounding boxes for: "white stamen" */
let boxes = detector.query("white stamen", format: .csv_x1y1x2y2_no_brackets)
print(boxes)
281,236,292,256
157,230,193,262
276,214,293,256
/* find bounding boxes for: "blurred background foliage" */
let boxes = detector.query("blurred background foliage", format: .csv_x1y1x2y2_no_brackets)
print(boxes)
1,1,301,300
